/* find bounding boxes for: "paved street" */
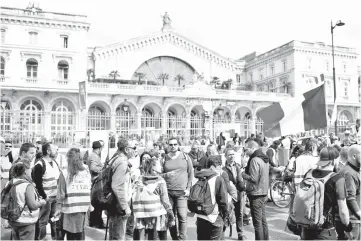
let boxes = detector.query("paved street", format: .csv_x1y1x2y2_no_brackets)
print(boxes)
1,203,303,240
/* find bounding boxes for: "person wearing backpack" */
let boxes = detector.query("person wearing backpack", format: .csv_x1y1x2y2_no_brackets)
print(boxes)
32,142,62,240
162,137,194,241
53,148,92,240
189,155,228,240
4,162,47,240
335,145,361,240
293,147,352,240
132,157,175,240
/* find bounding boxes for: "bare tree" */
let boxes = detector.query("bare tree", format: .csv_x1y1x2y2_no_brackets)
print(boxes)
109,70,120,80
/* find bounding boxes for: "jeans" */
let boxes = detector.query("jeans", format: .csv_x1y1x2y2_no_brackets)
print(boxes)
108,214,128,240
197,218,223,240
133,229,167,240
301,228,334,240
234,192,245,236
35,196,57,240
335,221,361,240
65,230,85,240
168,193,188,240
249,195,269,240
10,223,36,240
125,211,135,240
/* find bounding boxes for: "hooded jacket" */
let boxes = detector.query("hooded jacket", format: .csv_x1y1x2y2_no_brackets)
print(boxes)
194,169,228,226
243,148,270,196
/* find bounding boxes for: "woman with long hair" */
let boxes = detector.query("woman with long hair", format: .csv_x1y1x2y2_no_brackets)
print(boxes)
7,162,46,240
55,148,92,240
133,157,175,240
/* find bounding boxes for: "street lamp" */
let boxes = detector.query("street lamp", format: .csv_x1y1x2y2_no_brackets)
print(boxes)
331,20,345,137
122,99,130,137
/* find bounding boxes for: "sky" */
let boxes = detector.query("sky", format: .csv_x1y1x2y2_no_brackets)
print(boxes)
2,0,361,63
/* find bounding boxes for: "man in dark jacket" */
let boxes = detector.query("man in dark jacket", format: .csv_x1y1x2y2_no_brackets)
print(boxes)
336,145,361,240
188,141,205,168
223,148,247,240
242,141,270,240
195,157,228,240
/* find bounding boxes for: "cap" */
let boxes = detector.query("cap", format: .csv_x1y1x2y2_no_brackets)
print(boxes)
92,141,102,149
316,147,339,167
344,130,350,135
273,140,281,146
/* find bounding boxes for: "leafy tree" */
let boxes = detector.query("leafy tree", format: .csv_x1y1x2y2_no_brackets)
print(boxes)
134,72,146,84
158,73,169,86
174,74,185,87
109,70,120,80
210,76,220,88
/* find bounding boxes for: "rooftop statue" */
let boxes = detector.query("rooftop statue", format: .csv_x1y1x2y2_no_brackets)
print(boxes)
161,12,172,31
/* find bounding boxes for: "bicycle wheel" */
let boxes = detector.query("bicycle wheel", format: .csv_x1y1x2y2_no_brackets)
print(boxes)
270,180,292,208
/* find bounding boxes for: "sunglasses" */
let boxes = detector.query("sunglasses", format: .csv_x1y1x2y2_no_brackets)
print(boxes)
169,143,178,146
5,145,12,148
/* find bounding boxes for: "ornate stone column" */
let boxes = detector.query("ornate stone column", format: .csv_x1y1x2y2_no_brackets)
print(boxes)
136,113,142,137
185,114,191,143
250,117,257,135
43,111,52,141
110,112,116,131
162,113,167,136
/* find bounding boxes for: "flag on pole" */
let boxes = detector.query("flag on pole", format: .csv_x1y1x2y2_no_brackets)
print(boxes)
330,100,338,124
257,83,327,137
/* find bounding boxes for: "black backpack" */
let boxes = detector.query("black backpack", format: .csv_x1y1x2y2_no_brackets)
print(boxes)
90,154,120,211
188,174,217,215
1,180,30,222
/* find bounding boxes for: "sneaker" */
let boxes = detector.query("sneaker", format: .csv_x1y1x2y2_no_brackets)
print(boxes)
238,234,247,240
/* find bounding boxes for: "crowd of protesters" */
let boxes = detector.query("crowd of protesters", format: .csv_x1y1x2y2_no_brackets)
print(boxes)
0,118,360,240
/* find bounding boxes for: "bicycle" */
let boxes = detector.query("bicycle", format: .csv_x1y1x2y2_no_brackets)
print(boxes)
270,168,295,208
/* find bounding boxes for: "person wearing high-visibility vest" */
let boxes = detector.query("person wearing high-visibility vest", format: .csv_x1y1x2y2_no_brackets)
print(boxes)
33,142,62,240
54,148,92,240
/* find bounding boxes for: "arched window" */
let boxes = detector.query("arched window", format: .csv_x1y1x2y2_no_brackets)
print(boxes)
26,58,38,78
20,99,42,111
338,112,351,126
20,99,43,133
58,60,69,79
51,100,75,146
142,107,154,128
88,105,110,130
0,56,5,76
0,100,11,131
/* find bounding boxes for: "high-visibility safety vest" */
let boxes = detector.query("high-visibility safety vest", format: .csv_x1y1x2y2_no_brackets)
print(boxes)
294,154,318,185
196,176,219,224
12,178,40,224
35,159,60,197
1,156,12,180
132,178,167,219
61,169,91,214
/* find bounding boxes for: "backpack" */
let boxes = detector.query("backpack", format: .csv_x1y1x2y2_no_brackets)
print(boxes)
1,180,30,222
188,174,217,215
90,154,120,211
291,169,335,229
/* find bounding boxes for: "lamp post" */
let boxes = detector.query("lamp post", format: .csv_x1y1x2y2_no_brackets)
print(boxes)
122,99,130,137
331,20,345,137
